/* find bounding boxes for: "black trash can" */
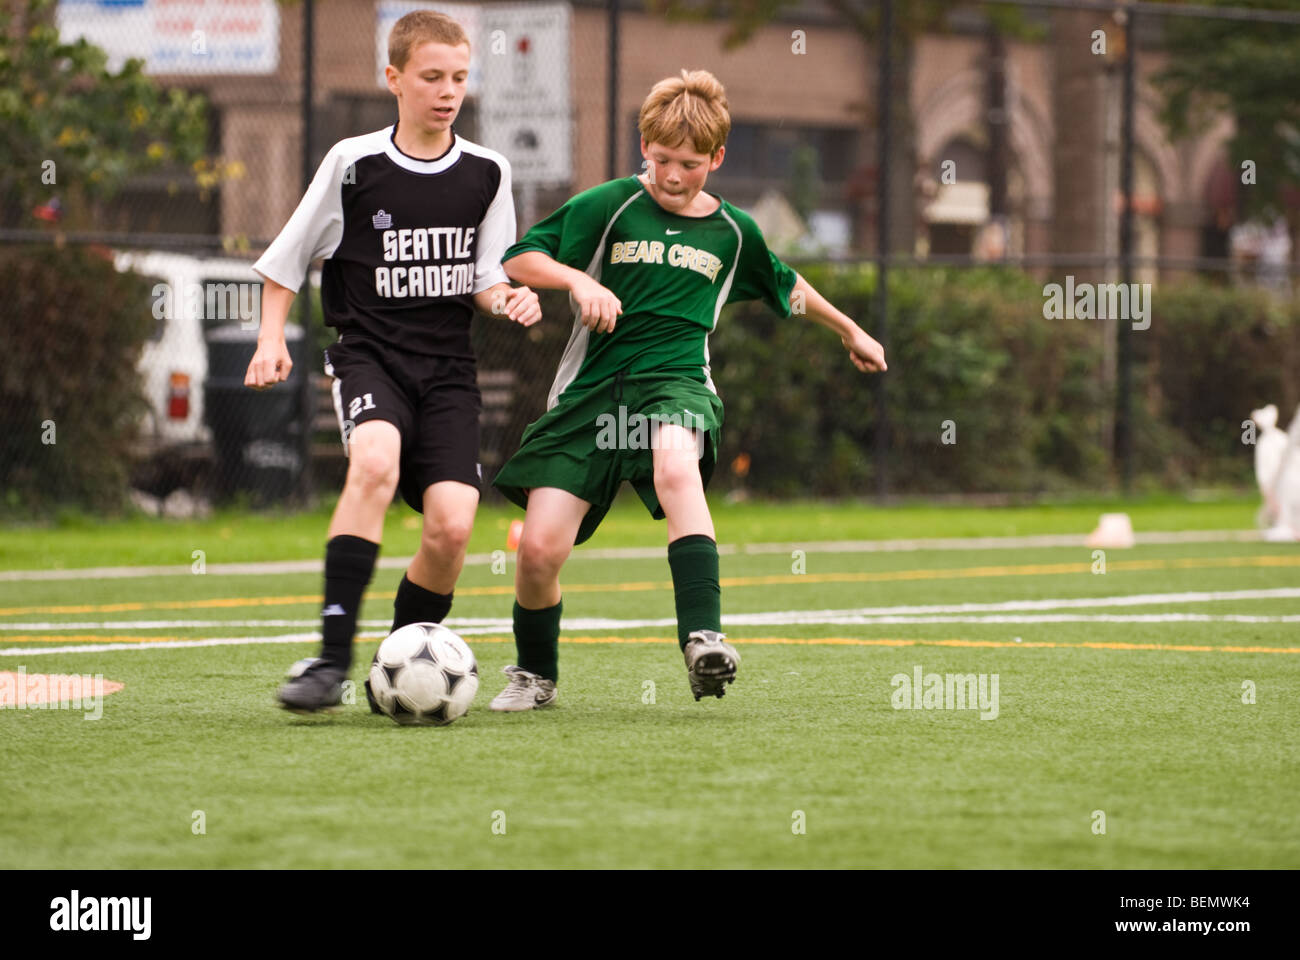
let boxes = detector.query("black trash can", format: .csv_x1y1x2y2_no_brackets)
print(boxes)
204,323,307,505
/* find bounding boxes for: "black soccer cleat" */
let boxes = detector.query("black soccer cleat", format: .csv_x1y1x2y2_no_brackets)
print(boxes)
683,630,740,700
364,650,383,714
278,660,347,714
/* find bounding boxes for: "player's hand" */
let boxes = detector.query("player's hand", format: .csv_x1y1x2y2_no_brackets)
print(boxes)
501,285,542,327
843,330,886,373
571,276,622,334
244,338,293,389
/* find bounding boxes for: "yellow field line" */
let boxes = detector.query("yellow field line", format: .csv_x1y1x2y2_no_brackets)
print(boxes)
3,633,1298,654
3,553,1299,618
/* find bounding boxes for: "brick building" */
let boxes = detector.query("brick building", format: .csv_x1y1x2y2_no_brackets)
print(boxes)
92,0,1247,274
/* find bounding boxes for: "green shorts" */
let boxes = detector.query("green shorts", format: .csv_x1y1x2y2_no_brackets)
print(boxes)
493,372,724,545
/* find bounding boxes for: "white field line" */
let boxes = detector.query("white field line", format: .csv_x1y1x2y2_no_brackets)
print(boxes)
0,633,373,656
737,529,1270,554
7,613,1300,635
0,528,1273,582
6,586,1299,633
6,611,1300,658
3,585,1300,656
736,586,1300,620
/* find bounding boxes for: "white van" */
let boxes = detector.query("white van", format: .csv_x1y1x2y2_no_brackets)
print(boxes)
114,251,313,472
114,251,256,454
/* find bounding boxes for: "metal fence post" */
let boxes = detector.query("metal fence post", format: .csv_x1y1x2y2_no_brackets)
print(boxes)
298,0,316,503
1117,3,1136,494
874,0,892,501
607,0,620,181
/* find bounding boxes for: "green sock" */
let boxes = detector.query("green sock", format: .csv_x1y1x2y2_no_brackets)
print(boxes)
668,534,721,650
514,599,562,682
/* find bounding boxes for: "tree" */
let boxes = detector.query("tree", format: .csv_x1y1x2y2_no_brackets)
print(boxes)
1156,0,1300,230
651,0,1031,255
0,0,209,230
1049,6,1110,271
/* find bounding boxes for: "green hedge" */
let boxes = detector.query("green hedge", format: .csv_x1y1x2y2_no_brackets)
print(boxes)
709,267,1299,497
711,266,1109,496
0,245,154,514
474,268,1297,500
1140,282,1299,487
6,247,1294,513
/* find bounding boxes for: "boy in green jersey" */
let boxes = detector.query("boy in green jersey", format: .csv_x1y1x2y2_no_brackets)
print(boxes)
490,70,886,709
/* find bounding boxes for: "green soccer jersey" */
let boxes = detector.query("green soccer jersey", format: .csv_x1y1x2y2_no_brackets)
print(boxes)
503,176,798,407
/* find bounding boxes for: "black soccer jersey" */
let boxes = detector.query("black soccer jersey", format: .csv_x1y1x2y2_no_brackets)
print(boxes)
253,125,515,358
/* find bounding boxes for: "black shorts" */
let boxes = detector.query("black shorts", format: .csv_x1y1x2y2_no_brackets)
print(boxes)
323,334,482,511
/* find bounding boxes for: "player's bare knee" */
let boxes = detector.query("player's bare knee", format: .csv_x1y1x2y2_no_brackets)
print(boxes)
422,516,473,558
346,449,399,500
654,456,702,498
516,532,569,583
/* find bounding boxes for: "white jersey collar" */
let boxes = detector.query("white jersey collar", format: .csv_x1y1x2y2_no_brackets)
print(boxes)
384,124,462,174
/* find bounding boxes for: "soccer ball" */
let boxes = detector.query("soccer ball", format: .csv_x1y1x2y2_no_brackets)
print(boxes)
367,623,479,726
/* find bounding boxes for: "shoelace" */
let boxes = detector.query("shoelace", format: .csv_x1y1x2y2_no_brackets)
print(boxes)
507,668,536,689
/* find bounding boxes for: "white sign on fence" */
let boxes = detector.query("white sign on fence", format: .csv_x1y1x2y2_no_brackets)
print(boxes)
479,3,571,185
56,0,280,75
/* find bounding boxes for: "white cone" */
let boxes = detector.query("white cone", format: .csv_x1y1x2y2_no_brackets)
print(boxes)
1085,512,1135,549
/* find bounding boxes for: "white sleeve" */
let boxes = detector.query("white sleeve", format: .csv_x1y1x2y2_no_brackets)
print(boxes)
472,156,515,294
253,147,347,292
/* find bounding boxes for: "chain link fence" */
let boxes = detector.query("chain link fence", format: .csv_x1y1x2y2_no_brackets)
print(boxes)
3,0,593,514
3,0,1299,517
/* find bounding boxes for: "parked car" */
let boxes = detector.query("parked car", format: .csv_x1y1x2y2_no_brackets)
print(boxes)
114,250,311,497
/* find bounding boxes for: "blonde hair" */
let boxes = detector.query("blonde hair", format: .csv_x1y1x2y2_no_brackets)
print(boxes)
388,11,470,71
638,69,731,156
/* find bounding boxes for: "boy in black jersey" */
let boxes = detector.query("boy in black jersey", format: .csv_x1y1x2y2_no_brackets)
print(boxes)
245,11,541,712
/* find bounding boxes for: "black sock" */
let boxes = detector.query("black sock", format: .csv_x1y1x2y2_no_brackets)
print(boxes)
391,574,453,632
321,534,379,671
514,599,562,682
668,534,721,649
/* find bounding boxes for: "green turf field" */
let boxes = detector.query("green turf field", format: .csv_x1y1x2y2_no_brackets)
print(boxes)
2,494,1298,868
